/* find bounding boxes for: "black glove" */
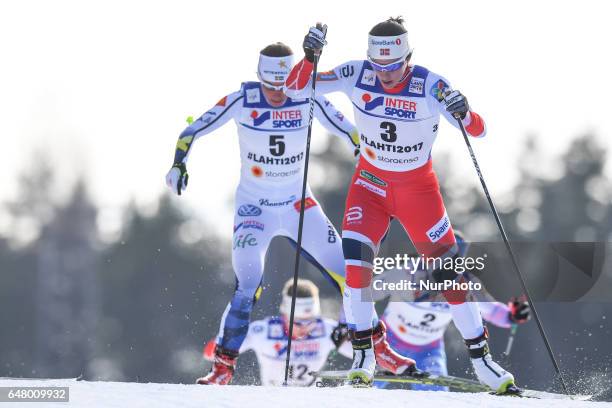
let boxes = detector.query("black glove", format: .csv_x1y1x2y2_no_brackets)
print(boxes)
303,23,327,62
330,322,349,348
443,90,470,120
165,162,189,196
508,297,530,324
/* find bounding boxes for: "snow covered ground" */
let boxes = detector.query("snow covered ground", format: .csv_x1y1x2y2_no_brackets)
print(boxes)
0,378,609,408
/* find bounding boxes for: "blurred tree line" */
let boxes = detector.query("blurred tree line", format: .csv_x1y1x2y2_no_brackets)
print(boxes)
0,134,611,398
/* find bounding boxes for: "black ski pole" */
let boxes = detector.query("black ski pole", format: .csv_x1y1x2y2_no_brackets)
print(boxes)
454,115,570,395
283,24,327,386
503,323,518,356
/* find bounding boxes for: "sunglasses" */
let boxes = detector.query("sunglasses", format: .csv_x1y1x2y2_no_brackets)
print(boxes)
258,72,285,91
367,51,411,72
293,319,316,327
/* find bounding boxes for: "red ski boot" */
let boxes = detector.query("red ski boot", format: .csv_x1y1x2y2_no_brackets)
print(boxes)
372,320,418,375
196,345,238,385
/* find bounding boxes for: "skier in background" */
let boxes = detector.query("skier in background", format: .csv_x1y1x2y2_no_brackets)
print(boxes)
203,279,353,386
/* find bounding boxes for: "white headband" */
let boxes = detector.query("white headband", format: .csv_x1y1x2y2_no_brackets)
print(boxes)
368,33,411,60
280,294,320,319
258,54,294,84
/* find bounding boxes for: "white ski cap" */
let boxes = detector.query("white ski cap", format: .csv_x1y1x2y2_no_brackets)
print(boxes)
258,54,294,84
368,33,411,60
280,294,321,320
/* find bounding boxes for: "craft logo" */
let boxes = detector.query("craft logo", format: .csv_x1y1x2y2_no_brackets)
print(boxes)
327,222,337,243
345,206,363,223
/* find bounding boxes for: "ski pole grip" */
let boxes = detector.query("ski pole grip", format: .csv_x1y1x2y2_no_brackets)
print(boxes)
314,23,327,57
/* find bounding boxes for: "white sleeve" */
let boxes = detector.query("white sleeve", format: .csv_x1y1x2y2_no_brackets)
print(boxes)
479,302,512,329
285,59,362,99
426,71,487,138
173,88,243,164
313,95,359,152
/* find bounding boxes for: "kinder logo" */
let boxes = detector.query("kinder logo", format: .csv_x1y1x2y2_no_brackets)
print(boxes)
427,213,451,243
251,110,271,126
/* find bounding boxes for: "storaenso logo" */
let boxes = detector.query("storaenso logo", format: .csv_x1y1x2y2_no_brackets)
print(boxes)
427,214,450,243
359,170,387,187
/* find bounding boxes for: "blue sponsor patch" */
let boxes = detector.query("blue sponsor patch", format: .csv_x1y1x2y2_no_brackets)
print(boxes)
317,71,339,81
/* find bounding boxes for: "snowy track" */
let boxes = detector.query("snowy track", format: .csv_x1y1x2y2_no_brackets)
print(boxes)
0,378,609,408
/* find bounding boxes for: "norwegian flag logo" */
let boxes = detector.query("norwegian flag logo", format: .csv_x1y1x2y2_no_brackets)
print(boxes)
380,48,390,56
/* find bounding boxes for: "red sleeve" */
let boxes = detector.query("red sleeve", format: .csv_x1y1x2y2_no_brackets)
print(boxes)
285,58,314,91
465,111,486,137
